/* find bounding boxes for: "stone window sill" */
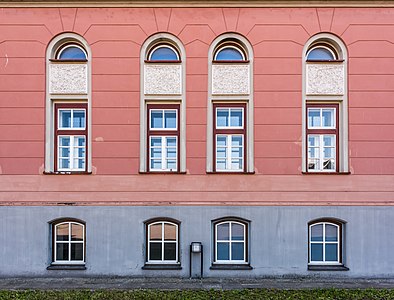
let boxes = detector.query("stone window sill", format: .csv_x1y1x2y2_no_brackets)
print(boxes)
142,264,182,270
210,264,253,270
308,264,349,271
47,264,86,271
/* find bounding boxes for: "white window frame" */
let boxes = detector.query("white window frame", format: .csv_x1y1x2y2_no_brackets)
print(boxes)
215,134,244,172
215,221,247,264
149,136,178,172
307,134,336,172
56,44,88,60
214,45,246,61
53,221,85,265
58,108,86,130
147,221,179,264
309,222,340,265
215,107,244,130
307,107,336,130
148,44,180,61
57,135,86,172
149,109,178,131
306,45,337,61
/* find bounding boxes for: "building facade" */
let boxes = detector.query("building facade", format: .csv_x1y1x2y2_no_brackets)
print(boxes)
0,0,394,278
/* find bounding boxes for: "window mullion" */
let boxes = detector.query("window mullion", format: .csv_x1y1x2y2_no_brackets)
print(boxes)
229,222,232,261
161,222,165,261
227,135,231,170
322,223,326,262
162,137,166,171
68,222,71,262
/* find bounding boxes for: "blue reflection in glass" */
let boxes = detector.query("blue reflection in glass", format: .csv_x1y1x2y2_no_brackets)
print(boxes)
311,244,323,261
58,46,87,60
151,111,163,129
231,242,244,260
217,109,229,127
216,47,244,61
164,111,176,129
217,242,229,260
325,244,338,261
150,46,178,61
230,109,243,127
307,47,335,61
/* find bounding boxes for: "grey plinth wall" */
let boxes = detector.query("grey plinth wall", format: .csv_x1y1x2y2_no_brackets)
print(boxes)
1,206,393,278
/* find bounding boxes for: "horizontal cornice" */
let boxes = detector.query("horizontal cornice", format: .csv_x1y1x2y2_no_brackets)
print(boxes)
2,0,394,7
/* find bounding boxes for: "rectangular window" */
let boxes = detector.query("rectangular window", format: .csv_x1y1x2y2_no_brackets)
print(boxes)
147,105,179,172
306,104,338,172
55,104,87,172
213,104,246,172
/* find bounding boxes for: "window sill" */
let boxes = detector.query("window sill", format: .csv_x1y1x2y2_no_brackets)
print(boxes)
206,171,255,175
47,264,86,271
212,60,250,64
49,59,88,63
210,264,253,270
302,172,351,175
306,59,344,63
43,171,92,175
308,264,349,271
144,60,182,64
142,264,182,270
139,171,186,175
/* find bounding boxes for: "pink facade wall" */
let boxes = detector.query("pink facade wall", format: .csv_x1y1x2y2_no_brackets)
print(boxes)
0,7,393,205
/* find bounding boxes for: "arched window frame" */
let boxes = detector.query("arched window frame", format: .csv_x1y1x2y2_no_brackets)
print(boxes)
140,33,186,173
45,33,92,174
306,44,338,61
55,43,88,61
213,43,247,62
308,218,345,267
302,33,348,174
49,218,86,265
147,44,180,62
207,34,254,173
144,218,180,265
212,217,250,266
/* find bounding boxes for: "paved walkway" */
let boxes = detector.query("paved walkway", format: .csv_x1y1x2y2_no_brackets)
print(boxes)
1,277,394,290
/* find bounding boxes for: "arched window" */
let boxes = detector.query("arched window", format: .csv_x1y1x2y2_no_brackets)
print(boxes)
306,44,337,61
214,44,246,61
208,34,253,173
303,34,348,173
51,219,85,264
56,44,87,60
308,219,343,265
148,44,179,61
145,219,180,264
45,33,91,174
212,217,249,265
140,34,186,173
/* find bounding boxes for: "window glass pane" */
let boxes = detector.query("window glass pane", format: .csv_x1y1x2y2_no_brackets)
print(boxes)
231,242,245,260
151,111,163,129
231,159,243,170
217,242,230,260
217,136,227,147
308,147,319,159
56,223,69,241
231,223,244,241
325,224,338,242
323,135,335,147
166,137,176,147
149,243,162,260
71,224,83,241
151,148,162,158
322,109,334,127
166,160,177,170
311,243,323,261
164,111,176,129
56,243,69,261
323,147,334,159
167,147,176,158
217,109,229,127
217,223,229,240
77,159,85,169
216,47,244,61
217,148,226,158
164,223,176,241
75,136,85,147
231,136,243,147
308,109,321,128
149,223,162,241
150,46,178,61
323,159,335,170
308,135,320,147
308,159,319,171
231,148,242,158
71,243,83,261
164,243,176,260
59,110,71,128
150,160,162,170
230,109,243,127
60,147,70,157
59,46,86,60
73,110,85,128
59,159,70,169
150,137,162,147
216,161,226,170
311,224,323,241
307,47,335,61
325,244,338,262
59,137,70,147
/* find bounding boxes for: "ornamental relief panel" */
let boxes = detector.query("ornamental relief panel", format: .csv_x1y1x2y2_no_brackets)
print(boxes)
49,64,88,94
144,65,182,95
306,64,344,95
212,65,250,95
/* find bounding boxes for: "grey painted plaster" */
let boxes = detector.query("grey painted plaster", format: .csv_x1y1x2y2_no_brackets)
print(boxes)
1,206,393,278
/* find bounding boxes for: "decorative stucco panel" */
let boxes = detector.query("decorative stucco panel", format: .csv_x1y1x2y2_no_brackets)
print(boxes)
306,64,344,95
144,64,182,95
212,65,250,95
49,63,88,94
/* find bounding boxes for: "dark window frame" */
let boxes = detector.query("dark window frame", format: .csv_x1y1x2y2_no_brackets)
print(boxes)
213,41,248,62
147,104,180,173
54,103,88,173
306,103,339,173
213,103,247,173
